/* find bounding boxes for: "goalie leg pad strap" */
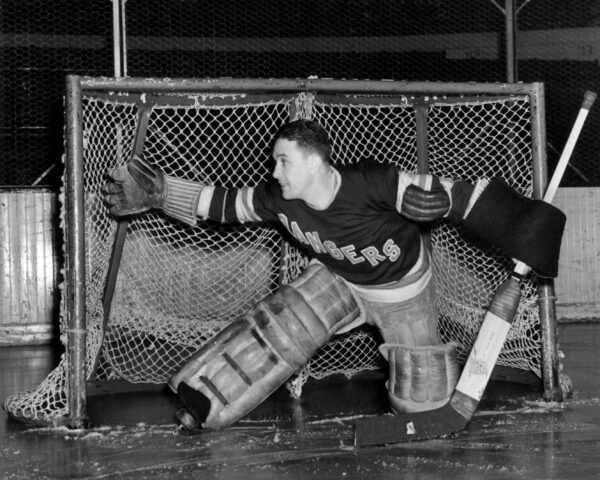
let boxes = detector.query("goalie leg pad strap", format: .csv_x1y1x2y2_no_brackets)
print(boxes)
461,177,566,277
380,342,459,414
168,263,360,429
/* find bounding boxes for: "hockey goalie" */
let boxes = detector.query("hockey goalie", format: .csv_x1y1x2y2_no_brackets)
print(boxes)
102,119,565,431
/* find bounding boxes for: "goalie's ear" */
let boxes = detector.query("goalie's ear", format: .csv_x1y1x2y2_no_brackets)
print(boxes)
460,178,566,278
306,151,324,175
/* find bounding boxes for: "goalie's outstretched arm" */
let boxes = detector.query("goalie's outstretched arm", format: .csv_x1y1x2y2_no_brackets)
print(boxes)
102,154,265,227
397,172,566,278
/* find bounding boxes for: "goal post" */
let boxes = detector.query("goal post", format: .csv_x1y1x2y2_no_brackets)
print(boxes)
4,75,561,429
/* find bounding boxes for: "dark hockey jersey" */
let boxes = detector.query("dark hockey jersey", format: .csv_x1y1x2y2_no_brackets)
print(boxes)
198,162,423,286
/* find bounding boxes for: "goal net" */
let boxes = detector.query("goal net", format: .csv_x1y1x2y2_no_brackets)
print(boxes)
4,77,553,427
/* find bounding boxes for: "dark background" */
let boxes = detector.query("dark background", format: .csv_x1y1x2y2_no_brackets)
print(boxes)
2,0,599,187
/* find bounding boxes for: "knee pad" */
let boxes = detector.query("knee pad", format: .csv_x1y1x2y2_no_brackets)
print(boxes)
380,342,459,413
169,263,360,429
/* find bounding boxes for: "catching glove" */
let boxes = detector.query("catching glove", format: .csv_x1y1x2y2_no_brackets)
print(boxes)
103,155,204,226
102,155,167,216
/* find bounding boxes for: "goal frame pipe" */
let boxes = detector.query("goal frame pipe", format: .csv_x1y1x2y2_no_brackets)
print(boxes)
81,76,544,97
529,82,563,401
63,75,558,426
505,0,518,83
64,75,88,428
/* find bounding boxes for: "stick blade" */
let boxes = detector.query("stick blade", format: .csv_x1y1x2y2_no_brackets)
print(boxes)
354,403,469,446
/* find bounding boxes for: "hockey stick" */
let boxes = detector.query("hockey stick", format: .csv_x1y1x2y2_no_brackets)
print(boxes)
91,105,153,379
354,90,597,446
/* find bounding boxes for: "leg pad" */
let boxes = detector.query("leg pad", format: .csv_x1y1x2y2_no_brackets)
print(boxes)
169,264,360,429
380,342,459,413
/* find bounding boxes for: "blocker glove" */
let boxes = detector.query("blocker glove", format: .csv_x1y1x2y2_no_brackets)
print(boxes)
399,174,451,222
401,183,450,222
102,155,203,226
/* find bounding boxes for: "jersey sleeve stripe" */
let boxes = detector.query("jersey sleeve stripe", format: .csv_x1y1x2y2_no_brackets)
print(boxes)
235,188,262,223
197,185,263,223
197,185,215,219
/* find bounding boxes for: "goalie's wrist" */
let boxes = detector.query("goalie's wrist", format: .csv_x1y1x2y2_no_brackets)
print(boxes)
161,175,204,226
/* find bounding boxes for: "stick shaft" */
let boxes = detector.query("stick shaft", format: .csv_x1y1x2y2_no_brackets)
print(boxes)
544,90,596,203
513,91,597,275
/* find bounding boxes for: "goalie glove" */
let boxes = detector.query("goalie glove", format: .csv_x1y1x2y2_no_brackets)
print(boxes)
103,154,167,216
102,155,204,226
449,177,566,278
397,172,565,277
398,173,451,222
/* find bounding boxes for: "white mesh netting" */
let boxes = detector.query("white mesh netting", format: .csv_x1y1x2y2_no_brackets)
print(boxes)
4,84,542,426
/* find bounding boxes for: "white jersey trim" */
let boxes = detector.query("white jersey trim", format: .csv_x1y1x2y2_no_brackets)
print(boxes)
347,238,431,304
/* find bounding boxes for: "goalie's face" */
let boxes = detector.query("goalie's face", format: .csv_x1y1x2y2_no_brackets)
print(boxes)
272,138,318,202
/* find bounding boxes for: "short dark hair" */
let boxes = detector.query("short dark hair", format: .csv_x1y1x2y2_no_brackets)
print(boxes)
273,119,332,163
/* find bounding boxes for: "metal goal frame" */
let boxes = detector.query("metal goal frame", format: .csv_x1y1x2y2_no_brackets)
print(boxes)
60,75,558,429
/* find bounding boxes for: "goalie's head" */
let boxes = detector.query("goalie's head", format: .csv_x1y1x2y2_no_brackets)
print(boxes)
272,119,332,164
271,120,338,208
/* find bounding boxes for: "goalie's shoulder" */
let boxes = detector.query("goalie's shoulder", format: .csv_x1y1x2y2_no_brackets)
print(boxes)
338,159,397,185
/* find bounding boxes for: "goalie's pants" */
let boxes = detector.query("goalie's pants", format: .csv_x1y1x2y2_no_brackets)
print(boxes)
356,275,440,346
339,235,440,346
